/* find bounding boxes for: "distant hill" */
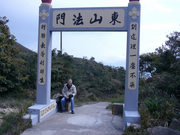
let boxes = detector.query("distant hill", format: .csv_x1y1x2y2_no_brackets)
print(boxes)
13,42,36,55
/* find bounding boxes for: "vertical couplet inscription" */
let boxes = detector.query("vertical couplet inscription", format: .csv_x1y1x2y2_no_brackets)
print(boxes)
128,22,138,90
38,23,47,85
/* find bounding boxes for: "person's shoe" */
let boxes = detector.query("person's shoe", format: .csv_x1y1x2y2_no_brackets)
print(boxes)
60,110,64,113
71,110,74,114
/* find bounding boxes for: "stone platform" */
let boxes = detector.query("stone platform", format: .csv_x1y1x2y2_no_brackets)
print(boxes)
23,99,57,125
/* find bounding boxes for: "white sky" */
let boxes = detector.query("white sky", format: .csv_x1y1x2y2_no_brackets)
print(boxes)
0,0,180,67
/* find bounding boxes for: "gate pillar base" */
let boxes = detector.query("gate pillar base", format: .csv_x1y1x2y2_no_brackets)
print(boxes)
24,99,57,125
123,104,140,130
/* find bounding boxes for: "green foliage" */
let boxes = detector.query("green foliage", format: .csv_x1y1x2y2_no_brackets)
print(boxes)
125,31,180,135
88,94,97,101
23,54,37,89
51,49,64,89
139,31,180,99
138,92,179,130
50,50,126,100
0,89,35,135
0,103,32,135
124,100,178,135
139,52,159,74
106,95,124,109
0,16,28,92
144,97,163,115
0,16,126,101
105,104,112,109
123,125,147,135
111,95,124,103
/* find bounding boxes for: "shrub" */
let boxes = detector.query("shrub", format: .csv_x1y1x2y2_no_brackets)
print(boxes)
144,97,163,116
123,125,147,135
111,95,124,103
0,103,32,135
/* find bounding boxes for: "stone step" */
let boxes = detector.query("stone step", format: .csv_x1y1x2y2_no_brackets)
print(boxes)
23,100,57,125
112,103,123,115
123,110,140,129
23,114,38,125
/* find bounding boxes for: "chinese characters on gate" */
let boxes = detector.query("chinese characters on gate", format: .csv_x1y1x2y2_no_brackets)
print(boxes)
40,102,56,119
128,22,138,90
53,9,125,28
38,23,47,85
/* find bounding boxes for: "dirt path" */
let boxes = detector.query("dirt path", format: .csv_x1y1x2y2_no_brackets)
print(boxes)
21,102,123,135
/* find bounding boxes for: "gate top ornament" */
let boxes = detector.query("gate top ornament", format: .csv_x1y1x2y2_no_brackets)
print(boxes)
42,0,52,4
129,7,140,20
39,9,49,20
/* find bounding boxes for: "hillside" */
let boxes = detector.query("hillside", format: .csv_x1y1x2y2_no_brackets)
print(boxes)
12,42,126,101
13,42,36,55
50,49,126,101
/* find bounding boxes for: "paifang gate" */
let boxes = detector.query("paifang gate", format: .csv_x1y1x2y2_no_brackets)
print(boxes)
23,0,141,129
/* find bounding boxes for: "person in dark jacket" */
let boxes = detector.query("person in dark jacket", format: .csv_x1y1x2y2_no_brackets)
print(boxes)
61,79,77,114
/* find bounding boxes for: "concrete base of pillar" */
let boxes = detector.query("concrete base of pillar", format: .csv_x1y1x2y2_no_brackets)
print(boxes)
23,99,57,125
123,104,140,130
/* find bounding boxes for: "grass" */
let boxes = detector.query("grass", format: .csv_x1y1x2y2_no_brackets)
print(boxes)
0,89,36,109
0,89,36,135
106,95,124,109
106,104,112,109
0,105,32,135
122,92,180,135
122,125,147,135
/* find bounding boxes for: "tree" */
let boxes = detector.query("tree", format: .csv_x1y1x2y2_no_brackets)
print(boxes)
139,52,159,75
24,54,37,88
0,16,28,92
139,31,180,98
51,49,65,89
90,57,95,61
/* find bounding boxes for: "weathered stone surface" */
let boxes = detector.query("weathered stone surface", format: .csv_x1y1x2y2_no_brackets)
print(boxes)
112,103,123,115
147,126,180,135
169,118,180,130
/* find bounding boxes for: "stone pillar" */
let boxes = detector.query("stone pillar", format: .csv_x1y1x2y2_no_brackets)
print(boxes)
123,0,141,129
24,0,58,125
36,0,52,104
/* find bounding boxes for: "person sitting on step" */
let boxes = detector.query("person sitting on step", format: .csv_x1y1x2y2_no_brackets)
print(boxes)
61,79,77,114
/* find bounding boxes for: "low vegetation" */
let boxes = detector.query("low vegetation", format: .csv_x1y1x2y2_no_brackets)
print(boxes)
0,90,35,135
123,31,180,134
105,95,124,109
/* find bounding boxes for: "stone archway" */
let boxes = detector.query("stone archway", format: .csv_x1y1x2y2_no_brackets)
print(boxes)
23,0,141,129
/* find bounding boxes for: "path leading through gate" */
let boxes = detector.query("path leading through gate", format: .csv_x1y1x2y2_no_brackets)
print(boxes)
22,102,123,135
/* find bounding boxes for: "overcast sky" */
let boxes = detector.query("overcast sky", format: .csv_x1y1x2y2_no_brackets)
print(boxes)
0,0,180,67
